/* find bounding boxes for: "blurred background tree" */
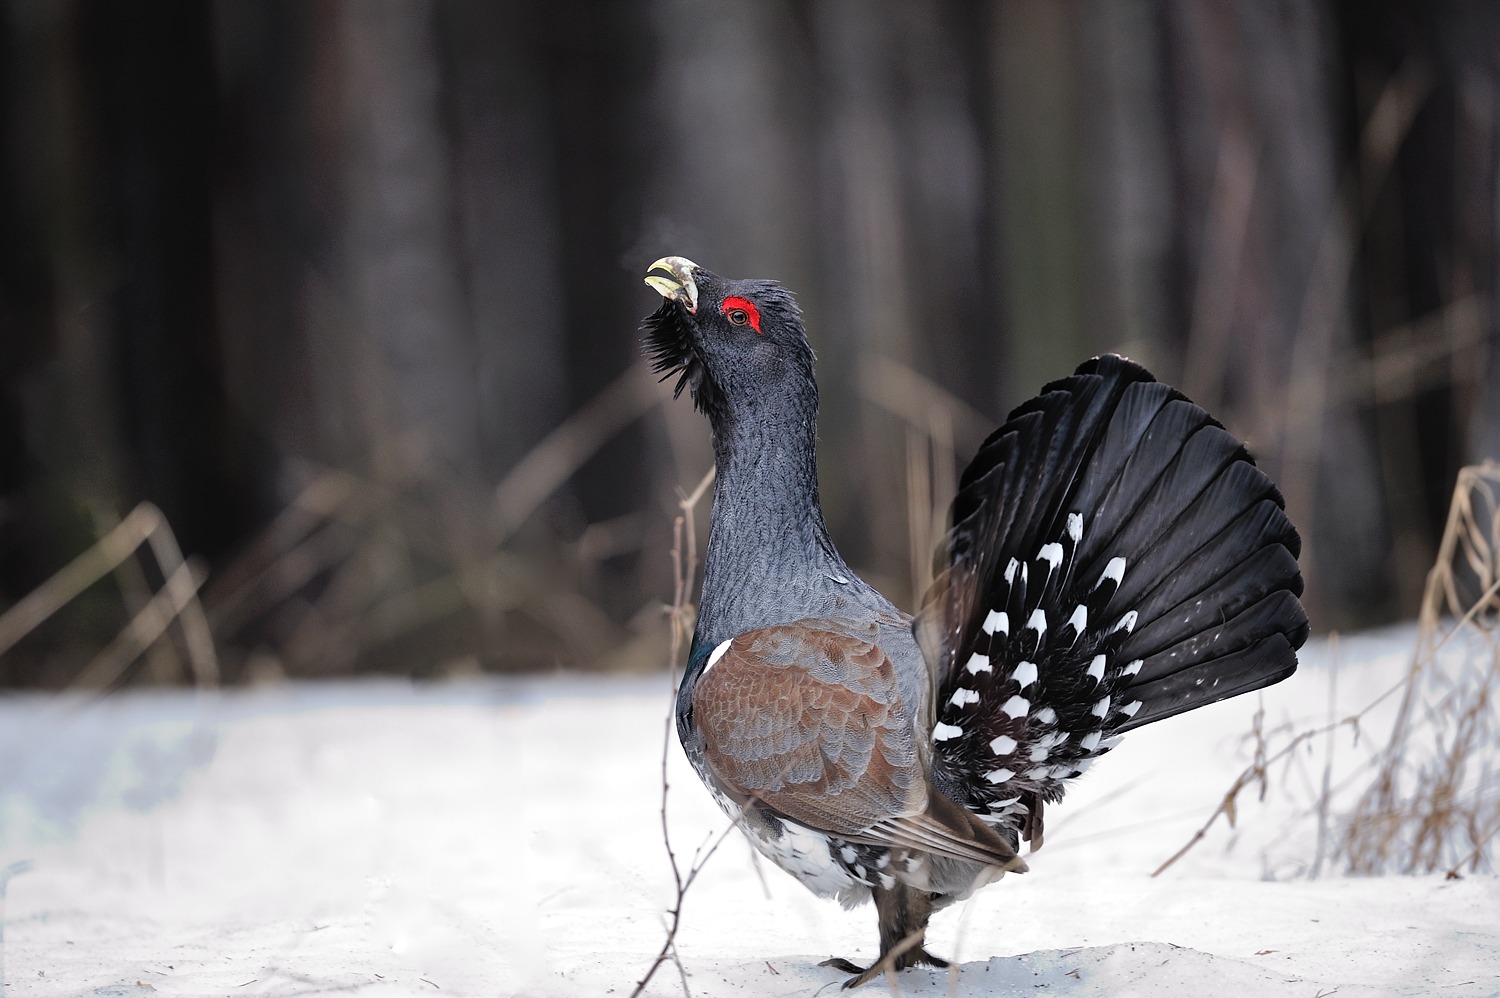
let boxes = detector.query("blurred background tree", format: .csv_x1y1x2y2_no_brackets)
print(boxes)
1,0,1497,687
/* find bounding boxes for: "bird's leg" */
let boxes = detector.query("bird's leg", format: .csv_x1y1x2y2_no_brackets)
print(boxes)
819,884,949,989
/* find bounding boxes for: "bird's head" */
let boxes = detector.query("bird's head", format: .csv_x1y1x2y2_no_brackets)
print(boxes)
642,256,816,423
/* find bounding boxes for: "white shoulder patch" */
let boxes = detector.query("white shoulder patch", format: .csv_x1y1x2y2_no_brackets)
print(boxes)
703,638,734,675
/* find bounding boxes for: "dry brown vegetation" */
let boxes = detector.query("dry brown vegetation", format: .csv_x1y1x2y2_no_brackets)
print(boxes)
5,5,1498,694
1340,461,1500,875
0,384,679,690
1157,462,1500,879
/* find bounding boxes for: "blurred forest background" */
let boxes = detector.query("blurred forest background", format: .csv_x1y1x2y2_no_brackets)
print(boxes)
1,0,1498,688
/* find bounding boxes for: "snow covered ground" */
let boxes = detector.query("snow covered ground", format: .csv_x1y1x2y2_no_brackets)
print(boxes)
1,625,1496,997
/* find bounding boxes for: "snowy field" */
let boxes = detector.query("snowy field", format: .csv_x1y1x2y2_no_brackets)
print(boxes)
1,625,1497,997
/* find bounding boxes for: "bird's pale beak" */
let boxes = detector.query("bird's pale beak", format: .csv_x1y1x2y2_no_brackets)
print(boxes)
645,256,700,313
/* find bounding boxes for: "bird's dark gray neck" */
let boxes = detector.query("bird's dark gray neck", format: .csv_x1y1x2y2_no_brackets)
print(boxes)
691,400,894,658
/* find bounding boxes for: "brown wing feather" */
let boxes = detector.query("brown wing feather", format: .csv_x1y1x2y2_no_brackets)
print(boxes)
693,619,920,834
693,618,1022,870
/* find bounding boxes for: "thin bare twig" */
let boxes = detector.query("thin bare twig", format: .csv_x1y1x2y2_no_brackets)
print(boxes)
1310,635,1341,879
632,466,717,998
1151,708,1362,878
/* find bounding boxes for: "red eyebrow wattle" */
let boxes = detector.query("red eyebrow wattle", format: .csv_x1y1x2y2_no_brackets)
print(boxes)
721,296,763,334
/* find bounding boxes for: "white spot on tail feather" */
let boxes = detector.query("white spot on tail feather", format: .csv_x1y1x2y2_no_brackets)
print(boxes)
1036,707,1058,725
949,687,980,707
1112,610,1138,634
1066,604,1087,635
1026,609,1047,636
1004,558,1019,584
966,652,994,674
1067,512,1083,542
933,722,964,742
1123,659,1143,677
985,768,1015,784
1098,557,1126,588
1092,696,1111,718
1087,654,1106,682
989,734,1017,755
981,610,1009,636
1012,660,1038,689
1038,542,1063,573
1001,695,1030,719
1080,731,1102,752
1028,744,1049,762
1121,700,1143,716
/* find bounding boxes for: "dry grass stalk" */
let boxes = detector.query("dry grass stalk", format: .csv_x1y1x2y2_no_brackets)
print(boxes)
493,368,660,542
1156,462,1500,879
0,502,218,688
73,561,207,690
202,471,365,638
857,355,992,445
906,426,935,603
1342,461,1500,875
201,370,667,678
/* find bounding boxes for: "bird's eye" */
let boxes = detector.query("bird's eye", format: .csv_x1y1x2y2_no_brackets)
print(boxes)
719,295,763,333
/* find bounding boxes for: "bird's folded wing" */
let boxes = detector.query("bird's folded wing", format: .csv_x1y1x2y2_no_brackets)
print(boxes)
692,619,1019,869
692,620,919,835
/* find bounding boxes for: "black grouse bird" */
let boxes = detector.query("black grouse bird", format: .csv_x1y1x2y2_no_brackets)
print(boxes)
642,256,1308,988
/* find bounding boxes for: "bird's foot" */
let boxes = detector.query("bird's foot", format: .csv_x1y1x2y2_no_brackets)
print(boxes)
819,947,950,989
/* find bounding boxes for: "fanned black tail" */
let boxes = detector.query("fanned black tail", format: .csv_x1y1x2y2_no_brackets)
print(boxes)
916,355,1307,825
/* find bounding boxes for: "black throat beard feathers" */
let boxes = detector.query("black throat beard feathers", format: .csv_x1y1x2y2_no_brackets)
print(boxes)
642,301,726,418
